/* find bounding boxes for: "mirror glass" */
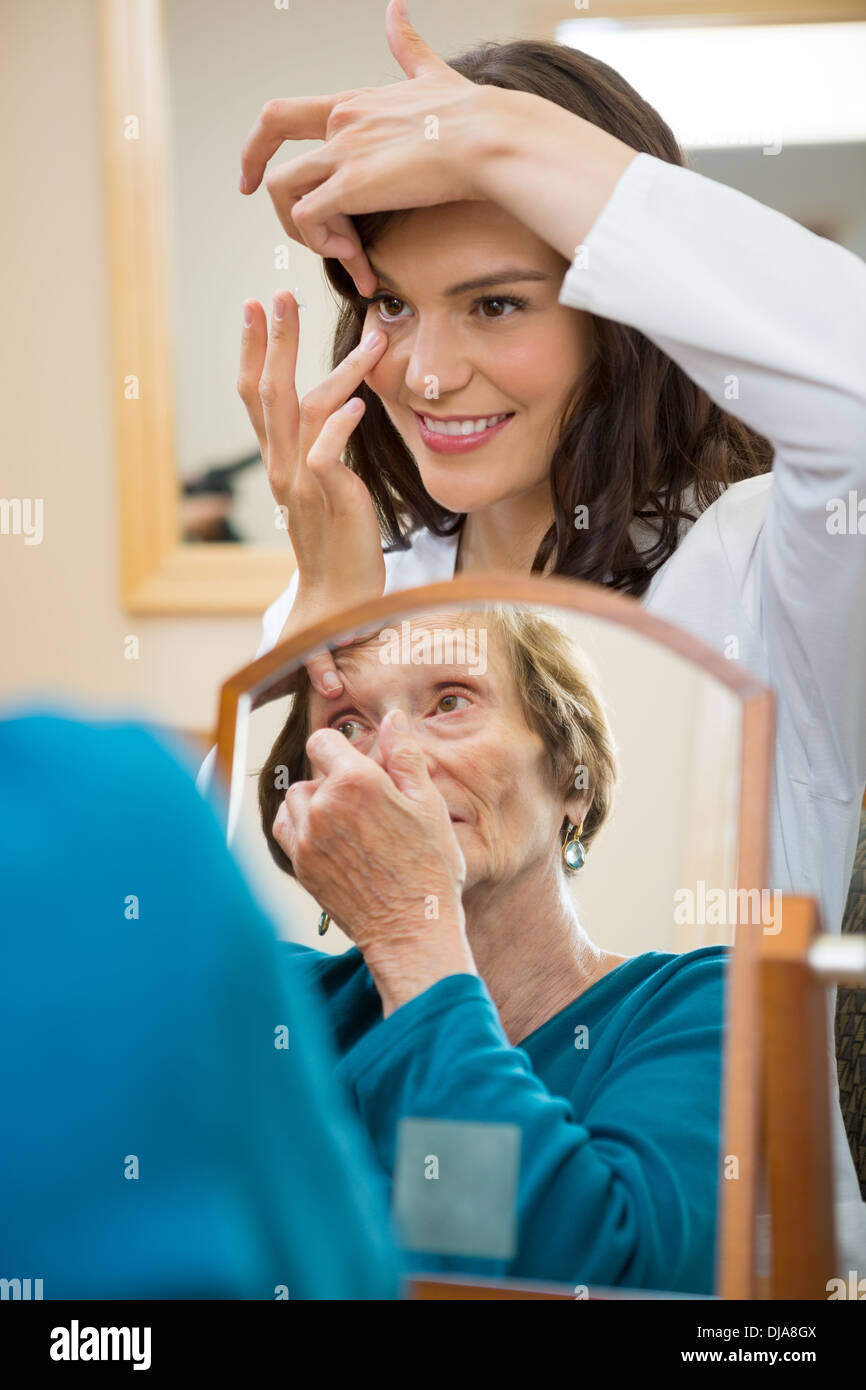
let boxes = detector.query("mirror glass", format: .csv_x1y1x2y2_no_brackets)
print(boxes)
224,595,749,1295
233,599,743,957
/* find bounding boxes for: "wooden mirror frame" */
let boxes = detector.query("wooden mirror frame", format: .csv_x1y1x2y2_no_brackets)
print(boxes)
211,570,776,1299
98,0,296,613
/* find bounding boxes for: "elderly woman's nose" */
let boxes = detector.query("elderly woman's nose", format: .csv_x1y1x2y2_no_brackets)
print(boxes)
363,707,413,766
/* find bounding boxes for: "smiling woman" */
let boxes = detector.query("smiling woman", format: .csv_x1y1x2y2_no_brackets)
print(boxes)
352,212,588,488
311,43,770,588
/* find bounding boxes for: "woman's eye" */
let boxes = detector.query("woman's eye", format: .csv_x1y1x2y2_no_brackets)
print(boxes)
335,719,365,741
437,693,470,714
366,293,526,324
374,295,411,322
476,295,527,319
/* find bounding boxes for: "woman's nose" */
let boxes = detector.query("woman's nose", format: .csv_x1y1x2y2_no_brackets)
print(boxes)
367,714,438,775
366,710,413,768
401,328,473,401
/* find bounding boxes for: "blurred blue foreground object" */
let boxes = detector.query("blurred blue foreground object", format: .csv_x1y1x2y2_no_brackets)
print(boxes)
0,712,401,1300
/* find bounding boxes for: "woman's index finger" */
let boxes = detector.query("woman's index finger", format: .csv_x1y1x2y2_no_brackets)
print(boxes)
298,331,387,432
239,91,358,193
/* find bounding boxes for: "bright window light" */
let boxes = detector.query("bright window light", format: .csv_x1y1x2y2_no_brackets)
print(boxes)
555,20,866,150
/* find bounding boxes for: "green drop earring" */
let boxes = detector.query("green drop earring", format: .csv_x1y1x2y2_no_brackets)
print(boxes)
562,819,586,873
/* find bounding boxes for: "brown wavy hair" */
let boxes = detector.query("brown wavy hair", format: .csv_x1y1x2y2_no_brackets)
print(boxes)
321,39,773,597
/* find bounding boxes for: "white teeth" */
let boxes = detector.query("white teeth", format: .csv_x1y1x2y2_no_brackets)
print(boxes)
421,413,509,436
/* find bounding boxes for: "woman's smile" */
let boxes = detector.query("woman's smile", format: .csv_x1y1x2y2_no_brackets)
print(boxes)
356,200,591,513
413,409,516,454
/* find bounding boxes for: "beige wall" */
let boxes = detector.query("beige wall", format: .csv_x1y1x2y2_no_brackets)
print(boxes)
0,0,541,734
1,0,258,734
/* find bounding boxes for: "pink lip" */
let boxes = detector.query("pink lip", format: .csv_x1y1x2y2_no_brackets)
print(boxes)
414,411,514,455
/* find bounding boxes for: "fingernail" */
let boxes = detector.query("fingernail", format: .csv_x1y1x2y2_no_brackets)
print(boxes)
362,329,384,351
243,302,253,327
395,0,410,17
238,172,248,193
321,672,341,692
390,709,409,732
273,294,285,320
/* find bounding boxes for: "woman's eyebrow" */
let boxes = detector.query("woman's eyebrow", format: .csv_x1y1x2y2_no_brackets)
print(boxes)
366,262,551,298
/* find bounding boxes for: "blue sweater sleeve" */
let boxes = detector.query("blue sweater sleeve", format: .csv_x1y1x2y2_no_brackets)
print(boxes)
335,956,724,1294
0,713,401,1300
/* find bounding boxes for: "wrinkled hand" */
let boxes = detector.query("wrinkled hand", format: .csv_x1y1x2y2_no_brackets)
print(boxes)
239,0,489,295
273,709,474,1010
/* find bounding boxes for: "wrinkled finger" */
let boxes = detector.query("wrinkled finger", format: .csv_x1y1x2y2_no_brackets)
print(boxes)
273,779,314,860
304,648,345,698
306,725,373,781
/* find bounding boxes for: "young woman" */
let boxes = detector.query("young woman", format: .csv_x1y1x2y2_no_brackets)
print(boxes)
229,3,866,1268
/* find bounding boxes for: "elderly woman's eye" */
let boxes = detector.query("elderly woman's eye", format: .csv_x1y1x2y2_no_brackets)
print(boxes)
335,718,364,740
438,693,470,713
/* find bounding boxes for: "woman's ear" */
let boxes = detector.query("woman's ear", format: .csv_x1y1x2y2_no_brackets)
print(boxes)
563,788,593,831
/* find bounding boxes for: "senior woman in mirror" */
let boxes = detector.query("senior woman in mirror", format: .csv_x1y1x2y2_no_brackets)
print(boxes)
259,608,726,1294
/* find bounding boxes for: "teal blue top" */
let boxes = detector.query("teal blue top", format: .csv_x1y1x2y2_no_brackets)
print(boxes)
0,713,401,1300
280,940,727,1295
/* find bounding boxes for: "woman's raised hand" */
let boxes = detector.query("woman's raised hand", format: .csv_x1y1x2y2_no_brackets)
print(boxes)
273,709,475,1013
238,0,489,295
237,290,388,696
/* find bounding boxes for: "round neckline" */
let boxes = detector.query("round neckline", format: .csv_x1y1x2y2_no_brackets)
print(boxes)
515,951,665,1049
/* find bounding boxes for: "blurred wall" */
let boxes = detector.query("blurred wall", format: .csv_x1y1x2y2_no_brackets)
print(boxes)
1,0,258,734
0,0,536,734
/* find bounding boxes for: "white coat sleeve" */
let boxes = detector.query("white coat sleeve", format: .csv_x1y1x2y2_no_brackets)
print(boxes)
558,152,866,801
195,567,300,796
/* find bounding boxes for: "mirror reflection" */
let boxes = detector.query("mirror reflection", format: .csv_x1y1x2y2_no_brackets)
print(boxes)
226,599,740,1293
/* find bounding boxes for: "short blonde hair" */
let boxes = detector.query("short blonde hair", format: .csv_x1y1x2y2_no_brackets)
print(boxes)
258,605,618,877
